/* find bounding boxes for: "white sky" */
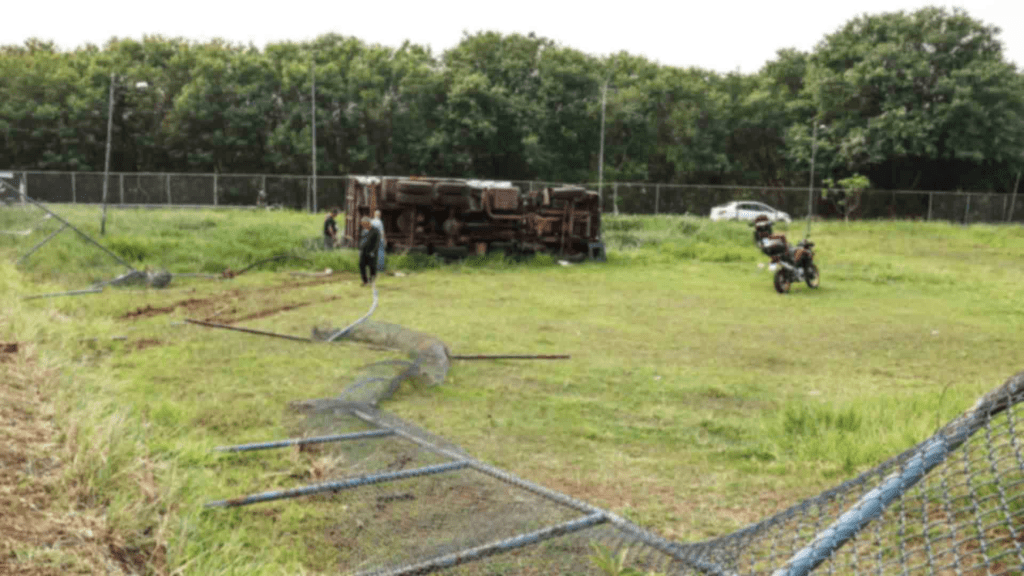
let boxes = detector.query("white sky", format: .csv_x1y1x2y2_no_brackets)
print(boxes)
3,1,1020,74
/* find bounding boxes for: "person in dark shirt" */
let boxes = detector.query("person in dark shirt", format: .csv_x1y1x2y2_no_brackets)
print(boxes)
359,216,381,286
323,208,339,249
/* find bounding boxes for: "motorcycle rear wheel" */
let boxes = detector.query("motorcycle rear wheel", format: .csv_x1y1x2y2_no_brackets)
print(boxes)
805,263,820,288
773,269,791,294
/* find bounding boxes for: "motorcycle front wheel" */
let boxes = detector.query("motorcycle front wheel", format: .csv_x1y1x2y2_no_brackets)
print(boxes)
773,269,791,294
805,263,820,288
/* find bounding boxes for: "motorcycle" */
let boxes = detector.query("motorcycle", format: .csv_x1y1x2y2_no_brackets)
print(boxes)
751,216,820,294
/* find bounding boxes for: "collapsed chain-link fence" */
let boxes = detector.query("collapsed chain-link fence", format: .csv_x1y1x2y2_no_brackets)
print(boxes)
208,307,1024,575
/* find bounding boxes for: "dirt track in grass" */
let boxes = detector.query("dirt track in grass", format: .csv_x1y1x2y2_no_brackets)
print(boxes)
0,345,153,575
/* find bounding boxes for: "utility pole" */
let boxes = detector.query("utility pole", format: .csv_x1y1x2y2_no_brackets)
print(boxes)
1009,167,1021,223
806,122,819,238
101,73,115,235
310,57,317,214
598,80,608,214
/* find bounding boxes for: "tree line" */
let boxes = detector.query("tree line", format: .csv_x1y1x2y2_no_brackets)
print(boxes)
1,6,1022,192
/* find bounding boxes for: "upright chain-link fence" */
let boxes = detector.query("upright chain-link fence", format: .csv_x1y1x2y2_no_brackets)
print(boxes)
8,171,1024,223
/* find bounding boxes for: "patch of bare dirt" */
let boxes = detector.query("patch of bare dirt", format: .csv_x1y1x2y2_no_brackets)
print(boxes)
218,295,348,324
0,342,17,363
0,345,159,575
120,297,216,320
130,339,162,352
119,274,355,321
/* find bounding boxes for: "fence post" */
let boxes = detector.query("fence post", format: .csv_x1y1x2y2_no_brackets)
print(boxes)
20,172,27,203
166,173,172,205
119,173,124,204
1009,170,1021,224
927,192,933,222
262,175,267,204
963,194,971,224
213,173,218,206
71,172,76,204
655,184,660,215
613,182,619,216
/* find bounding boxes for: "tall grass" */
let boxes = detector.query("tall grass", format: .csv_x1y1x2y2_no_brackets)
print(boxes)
2,206,1023,572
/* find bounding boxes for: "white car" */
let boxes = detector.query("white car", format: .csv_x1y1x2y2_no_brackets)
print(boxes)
709,201,791,223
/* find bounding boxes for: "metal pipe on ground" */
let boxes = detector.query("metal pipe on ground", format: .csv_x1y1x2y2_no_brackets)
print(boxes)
17,223,68,265
24,287,104,300
23,196,137,271
184,319,311,343
214,429,394,453
203,460,469,508
358,513,609,576
450,354,570,361
327,283,379,342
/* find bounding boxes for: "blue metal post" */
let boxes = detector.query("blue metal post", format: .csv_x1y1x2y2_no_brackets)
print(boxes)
214,429,394,453
204,460,468,508
360,513,608,576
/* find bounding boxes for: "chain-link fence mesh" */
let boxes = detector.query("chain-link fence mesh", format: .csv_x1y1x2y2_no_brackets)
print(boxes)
170,173,215,204
2,198,139,289
121,173,167,205
12,172,1024,223
209,303,1024,576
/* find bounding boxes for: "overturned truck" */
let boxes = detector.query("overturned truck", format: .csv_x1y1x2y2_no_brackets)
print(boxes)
342,176,604,260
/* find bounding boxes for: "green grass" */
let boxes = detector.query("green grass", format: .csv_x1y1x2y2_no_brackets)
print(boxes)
2,204,1023,573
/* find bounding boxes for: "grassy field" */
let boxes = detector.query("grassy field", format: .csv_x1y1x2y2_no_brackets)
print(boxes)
1,205,1023,574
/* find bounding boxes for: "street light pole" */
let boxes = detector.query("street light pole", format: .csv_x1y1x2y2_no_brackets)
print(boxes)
806,122,819,238
100,72,115,235
1009,166,1021,223
598,80,607,214
311,57,317,214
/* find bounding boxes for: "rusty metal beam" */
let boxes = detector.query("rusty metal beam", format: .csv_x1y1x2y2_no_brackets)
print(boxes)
184,319,310,343
449,354,570,361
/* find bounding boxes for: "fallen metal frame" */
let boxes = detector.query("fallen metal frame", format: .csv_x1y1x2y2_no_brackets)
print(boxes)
214,429,395,453
204,460,470,509
22,196,137,271
185,317,571,360
17,222,69,265
207,403,727,575
23,287,105,300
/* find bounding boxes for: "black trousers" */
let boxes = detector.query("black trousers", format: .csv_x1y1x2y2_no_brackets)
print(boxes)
359,252,378,283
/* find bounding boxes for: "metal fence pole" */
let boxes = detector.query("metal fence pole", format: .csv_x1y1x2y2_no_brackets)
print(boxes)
71,172,76,204
119,173,124,204
1009,170,1021,223
927,192,933,222
166,173,172,205
655,184,660,215
213,173,218,205
964,194,971,224
613,182,619,216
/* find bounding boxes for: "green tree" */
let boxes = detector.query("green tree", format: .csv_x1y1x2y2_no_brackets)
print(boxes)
800,7,1024,191
822,173,871,221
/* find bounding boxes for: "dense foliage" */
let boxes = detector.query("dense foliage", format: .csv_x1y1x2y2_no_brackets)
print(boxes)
1,7,1022,191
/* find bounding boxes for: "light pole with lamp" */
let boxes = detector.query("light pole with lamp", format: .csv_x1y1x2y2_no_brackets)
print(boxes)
806,121,825,238
598,80,608,214
100,75,148,235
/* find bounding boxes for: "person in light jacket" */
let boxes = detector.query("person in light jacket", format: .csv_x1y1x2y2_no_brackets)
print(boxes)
370,210,387,272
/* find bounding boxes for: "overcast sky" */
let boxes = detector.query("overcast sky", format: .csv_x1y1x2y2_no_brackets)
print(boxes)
3,1,1020,74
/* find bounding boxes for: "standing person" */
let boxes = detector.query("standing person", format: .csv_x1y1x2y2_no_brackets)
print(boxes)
370,209,387,273
359,216,381,286
323,207,339,250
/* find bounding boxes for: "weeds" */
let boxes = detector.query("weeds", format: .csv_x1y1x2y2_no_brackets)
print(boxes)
1,208,1022,572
